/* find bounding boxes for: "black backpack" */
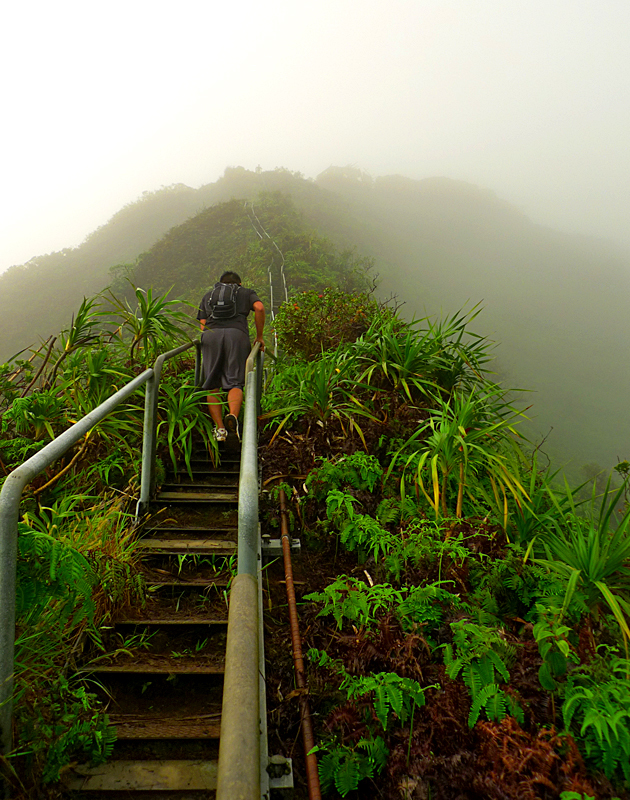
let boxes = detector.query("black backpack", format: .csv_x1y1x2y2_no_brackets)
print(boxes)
205,282,240,320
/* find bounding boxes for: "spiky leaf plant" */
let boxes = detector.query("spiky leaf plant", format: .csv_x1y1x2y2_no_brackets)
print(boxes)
388,385,526,522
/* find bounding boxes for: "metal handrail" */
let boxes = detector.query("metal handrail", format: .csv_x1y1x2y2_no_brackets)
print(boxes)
239,343,261,578
136,340,201,518
0,340,201,757
217,343,265,799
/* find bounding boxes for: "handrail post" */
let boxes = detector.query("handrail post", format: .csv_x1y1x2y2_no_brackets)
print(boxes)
194,339,202,387
137,372,157,520
136,341,196,520
0,474,24,757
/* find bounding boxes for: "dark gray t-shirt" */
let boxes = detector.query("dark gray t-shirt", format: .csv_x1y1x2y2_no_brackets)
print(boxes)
197,285,261,336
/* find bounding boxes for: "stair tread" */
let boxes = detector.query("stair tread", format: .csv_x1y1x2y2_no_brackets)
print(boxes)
146,526,237,534
64,759,218,791
161,482,238,490
83,658,224,675
110,711,221,740
189,450,241,462
145,578,230,588
139,539,236,553
156,491,238,502
183,464,240,471
115,617,228,625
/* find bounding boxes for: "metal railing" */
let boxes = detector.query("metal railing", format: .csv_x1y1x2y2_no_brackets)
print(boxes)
216,342,268,799
0,340,200,757
136,341,202,518
245,203,288,357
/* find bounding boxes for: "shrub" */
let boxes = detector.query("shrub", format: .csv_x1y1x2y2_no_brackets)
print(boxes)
273,288,379,359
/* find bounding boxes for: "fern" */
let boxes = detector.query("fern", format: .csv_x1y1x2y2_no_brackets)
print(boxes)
396,580,463,637
533,602,579,691
315,736,388,797
326,489,360,520
376,496,425,526
342,671,435,731
324,489,400,562
470,543,566,621
15,676,117,784
563,672,630,781
382,523,471,582
443,619,522,727
304,576,406,630
334,755,361,796
340,513,398,563
16,523,97,627
306,453,383,500
305,576,369,629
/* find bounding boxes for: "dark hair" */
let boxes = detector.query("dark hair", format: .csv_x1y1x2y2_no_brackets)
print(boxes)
220,271,241,284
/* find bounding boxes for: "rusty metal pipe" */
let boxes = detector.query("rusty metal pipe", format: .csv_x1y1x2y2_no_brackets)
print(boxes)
279,489,322,800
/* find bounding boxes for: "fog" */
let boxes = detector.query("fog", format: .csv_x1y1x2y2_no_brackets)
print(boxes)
2,0,630,273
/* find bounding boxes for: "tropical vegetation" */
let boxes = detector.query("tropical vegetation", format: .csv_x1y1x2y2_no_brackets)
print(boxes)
261,288,630,799
0,287,209,792
1,187,629,799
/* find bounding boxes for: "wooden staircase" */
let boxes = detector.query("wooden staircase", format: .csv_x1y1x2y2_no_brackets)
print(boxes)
66,449,241,797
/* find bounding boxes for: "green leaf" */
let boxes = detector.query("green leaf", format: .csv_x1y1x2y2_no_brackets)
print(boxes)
334,755,361,797
373,683,390,730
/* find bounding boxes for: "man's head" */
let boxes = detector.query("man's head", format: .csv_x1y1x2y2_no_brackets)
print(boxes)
220,271,241,284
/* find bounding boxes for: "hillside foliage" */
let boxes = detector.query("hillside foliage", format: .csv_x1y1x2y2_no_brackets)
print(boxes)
1,179,630,798
261,294,630,799
3,165,630,477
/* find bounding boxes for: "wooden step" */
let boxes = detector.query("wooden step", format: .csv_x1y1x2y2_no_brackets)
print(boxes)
186,463,240,472
139,538,236,555
64,759,218,791
84,659,224,675
156,491,238,503
160,481,238,492
145,526,237,537
110,714,221,739
115,617,228,626
189,455,240,464
145,578,230,588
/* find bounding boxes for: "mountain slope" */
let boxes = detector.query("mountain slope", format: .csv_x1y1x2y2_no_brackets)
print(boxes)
1,166,629,474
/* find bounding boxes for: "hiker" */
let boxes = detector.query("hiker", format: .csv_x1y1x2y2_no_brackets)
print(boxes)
197,271,265,445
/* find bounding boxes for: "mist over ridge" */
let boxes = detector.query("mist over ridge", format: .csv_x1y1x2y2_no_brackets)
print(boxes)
1,164,628,478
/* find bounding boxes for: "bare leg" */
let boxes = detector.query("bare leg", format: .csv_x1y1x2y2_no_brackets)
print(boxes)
227,387,243,418
207,392,224,428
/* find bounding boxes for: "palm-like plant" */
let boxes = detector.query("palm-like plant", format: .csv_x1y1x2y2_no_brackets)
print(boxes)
508,454,588,548
388,386,526,522
353,314,441,402
537,479,630,649
2,390,69,440
352,305,494,404
62,347,135,407
105,285,193,365
424,305,493,395
46,296,105,386
157,383,218,477
261,347,377,448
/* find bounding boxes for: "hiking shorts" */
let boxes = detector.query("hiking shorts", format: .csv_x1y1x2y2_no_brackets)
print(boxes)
200,328,250,391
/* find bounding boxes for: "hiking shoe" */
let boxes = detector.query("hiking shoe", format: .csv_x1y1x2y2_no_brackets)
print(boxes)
213,427,228,442
225,414,241,445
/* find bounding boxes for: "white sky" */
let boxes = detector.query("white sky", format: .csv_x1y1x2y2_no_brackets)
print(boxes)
2,0,629,273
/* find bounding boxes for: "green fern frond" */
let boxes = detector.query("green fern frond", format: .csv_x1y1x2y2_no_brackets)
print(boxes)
334,756,361,797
